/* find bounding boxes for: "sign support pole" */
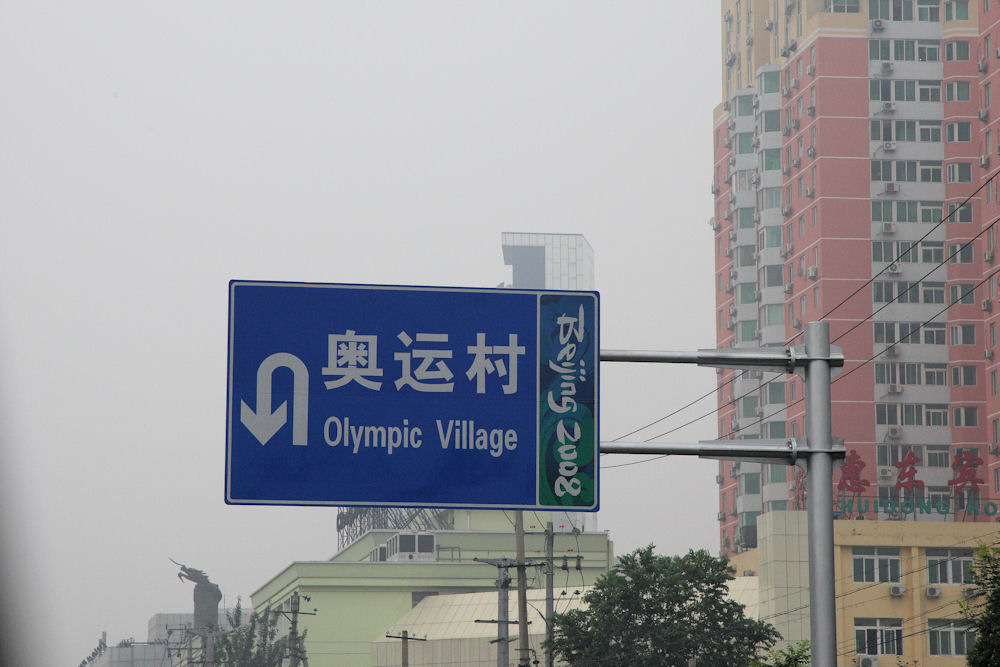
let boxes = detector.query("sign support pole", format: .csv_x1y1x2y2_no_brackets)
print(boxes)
600,321,842,667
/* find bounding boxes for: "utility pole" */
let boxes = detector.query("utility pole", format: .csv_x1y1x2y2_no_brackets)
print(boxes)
385,630,426,667
288,592,300,667
514,511,530,667
475,558,514,667
544,521,554,667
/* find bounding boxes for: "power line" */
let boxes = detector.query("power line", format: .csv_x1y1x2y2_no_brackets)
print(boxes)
605,168,999,453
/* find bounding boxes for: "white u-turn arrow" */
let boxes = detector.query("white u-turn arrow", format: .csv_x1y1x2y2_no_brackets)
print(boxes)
240,352,309,446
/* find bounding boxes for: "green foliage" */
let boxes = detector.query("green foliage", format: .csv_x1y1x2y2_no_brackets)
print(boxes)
752,640,810,667
212,599,289,667
964,543,1000,667
546,545,779,667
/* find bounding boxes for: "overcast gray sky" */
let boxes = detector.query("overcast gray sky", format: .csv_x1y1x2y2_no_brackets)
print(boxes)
0,3,721,663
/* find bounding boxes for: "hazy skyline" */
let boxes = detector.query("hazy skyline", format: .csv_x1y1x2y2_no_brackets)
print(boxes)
0,3,722,663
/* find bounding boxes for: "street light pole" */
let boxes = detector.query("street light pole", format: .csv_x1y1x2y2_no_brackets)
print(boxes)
600,321,843,667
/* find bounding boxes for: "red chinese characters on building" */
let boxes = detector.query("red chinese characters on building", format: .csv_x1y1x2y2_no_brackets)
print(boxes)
837,450,870,494
894,450,924,492
949,449,985,495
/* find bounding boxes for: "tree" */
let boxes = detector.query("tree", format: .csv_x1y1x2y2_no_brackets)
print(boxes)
546,545,779,667
964,543,1000,667
753,640,810,667
212,598,290,667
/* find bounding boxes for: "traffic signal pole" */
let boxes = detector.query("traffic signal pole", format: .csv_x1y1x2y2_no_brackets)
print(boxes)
600,321,843,667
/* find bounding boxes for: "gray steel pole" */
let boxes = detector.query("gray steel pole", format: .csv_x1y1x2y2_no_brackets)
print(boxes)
804,322,836,667
498,566,510,667
515,511,530,667
545,522,554,667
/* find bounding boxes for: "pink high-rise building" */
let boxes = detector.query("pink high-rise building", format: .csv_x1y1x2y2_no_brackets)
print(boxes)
712,0,998,555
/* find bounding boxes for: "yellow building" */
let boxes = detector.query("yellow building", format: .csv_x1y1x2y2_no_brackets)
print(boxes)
731,511,997,665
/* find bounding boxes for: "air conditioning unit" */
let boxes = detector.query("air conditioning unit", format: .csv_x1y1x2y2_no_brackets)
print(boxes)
792,77,800,89
806,64,815,76
723,137,732,148
964,586,982,598
728,118,736,131
782,86,791,98
728,230,738,242
983,299,993,312
806,144,816,157
986,349,994,360
807,266,818,279
806,105,816,117
723,100,731,111
991,444,999,455
882,141,896,152
980,108,990,122
746,35,754,47
981,155,991,169
751,136,760,149
783,126,792,137
887,425,903,439
716,474,724,484
725,281,735,293
784,282,794,294
882,101,896,113
764,19,774,31
882,222,896,234
792,317,802,329
782,205,793,216
709,217,720,231
985,249,994,263
781,243,794,257
729,155,737,167
792,118,800,130
926,586,943,599
750,173,761,186
979,58,989,73
718,511,726,521
725,247,733,257
878,466,895,478
729,267,738,280
726,50,737,67
711,182,720,195
889,584,906,597
859,657,879,667
792,156,801,168
888,383,902,394
996,46,1000,58
871,18,885,32
729,304,738,317
805,187,815,197
881,61,894,74
885,182,898,194
886,262,901,275
726,319,736,331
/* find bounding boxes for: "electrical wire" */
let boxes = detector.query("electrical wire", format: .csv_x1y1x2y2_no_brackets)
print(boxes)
604,168,1000,456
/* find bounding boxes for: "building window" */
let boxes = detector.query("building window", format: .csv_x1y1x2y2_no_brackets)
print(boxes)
918,0,941,21
945,40,971,60
949,244,974,263
929,619,976,655
951,324,976,345
827,0,860,13
945,80,971,101
949,283,975,304
953,406,978,427
945,1,970,20
947,162,972,182
927,548,975,584
946,121,972,142
948,202,973,222
855,618,903,655
951,365,976,385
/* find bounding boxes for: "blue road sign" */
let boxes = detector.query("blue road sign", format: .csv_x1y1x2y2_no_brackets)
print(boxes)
226,281,599,511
